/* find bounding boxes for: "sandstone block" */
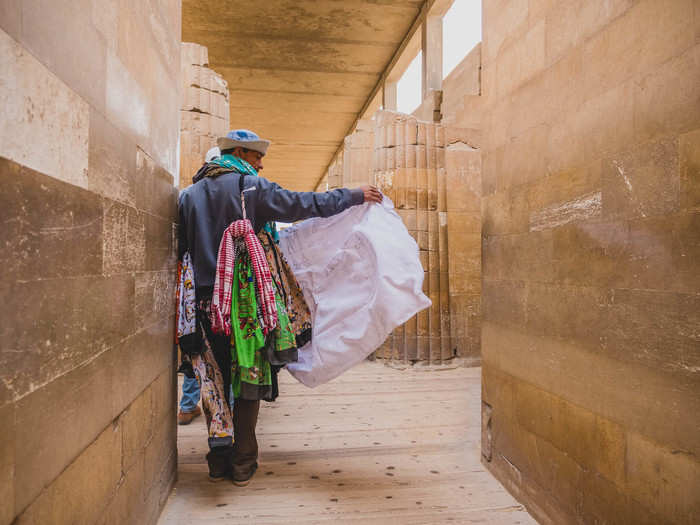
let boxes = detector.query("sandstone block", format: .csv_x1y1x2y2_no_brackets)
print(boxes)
88,107,138,206
601,288,700,380
482,280,528,328
0,0,21,40
135,148,178,220
494,19,545,99
108,321,174,420
97,458,146,525
0,403,15,525
121,386,154,473
581,0,695,104
0,158,103,283
135,271,176,331
680,128,700,212
626,431,700,522
0,30,90,189
0,273,135,407
17,422,121,524
144,212,176,271
482,0,528,64
21,0,109,112
14,353,118,514
672,212,700,293
151,368,177,426
103,199,146,274
601,136,680,220
182,42,208,67
578,79,636,165
632,44,700,144
482,187,530,236
515,381,626,487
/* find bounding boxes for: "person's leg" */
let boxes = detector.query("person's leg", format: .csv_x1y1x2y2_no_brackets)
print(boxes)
232,398,260,485
178,375,202,425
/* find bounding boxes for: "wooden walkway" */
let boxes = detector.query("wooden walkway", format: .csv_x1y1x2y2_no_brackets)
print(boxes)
158,362,536,525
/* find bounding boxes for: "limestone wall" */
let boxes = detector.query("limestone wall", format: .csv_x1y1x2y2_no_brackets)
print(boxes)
475,0,700,523
0,2,181,524
179,43,230,190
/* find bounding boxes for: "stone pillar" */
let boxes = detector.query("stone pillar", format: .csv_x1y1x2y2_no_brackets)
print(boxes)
421,15,443,100
326,151,343,190
342,119,375,189
373,110,451,363
383,80,398,111
179,43,230,190
444,134,482,364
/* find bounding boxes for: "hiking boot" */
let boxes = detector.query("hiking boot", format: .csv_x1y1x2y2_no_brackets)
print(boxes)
177,405,202,425
232,462,258,487
206,446,233,482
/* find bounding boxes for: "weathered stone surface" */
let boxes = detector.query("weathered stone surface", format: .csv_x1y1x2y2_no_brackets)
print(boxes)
482,322,700,455
16,421,122,525
0,28,89,189
88,107,138,206
97,458,148,525
679,128,700,212
0,274,135,404
135,271,176,332
0,403,15,525
20,0,108,112
632,43,700,144
626,432,700,522
121,386,154,473
145,213,177,271
0,0,20,41
0,157,103,283
102,199,146,274
602,136,680,221
14,354,114,514
601,289,700,378
109,318,175,420
580,0,695,105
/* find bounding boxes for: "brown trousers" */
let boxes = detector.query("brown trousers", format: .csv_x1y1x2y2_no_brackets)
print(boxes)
232,399,260,477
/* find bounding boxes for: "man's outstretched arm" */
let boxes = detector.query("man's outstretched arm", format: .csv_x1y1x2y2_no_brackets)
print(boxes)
253,176,382,225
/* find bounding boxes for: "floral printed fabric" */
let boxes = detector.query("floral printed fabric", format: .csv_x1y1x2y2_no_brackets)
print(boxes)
175,252,197,340
191,299,234,447
259,231,312,347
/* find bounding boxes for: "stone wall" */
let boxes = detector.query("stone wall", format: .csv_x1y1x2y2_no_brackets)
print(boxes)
179,43,230,190
475,0,700,523
0,1,181,524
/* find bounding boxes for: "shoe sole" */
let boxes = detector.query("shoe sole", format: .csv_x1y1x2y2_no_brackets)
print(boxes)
208,475,228,483
232,479,251,487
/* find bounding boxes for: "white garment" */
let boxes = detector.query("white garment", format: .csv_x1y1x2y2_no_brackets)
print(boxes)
279,197,431,387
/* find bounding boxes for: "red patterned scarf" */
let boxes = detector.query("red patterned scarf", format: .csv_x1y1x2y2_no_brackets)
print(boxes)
210,219,278,336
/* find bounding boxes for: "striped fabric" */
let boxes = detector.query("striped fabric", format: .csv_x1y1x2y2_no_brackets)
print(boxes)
210,219,278,336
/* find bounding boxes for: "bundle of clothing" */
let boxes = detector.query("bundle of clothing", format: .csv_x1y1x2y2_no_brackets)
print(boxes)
176,154,312,402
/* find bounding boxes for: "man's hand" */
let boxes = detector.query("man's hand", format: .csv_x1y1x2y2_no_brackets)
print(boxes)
360,185,383,203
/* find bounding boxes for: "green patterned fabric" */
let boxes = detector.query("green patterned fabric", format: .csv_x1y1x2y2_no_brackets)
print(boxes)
230,250,297,400
231,253,265,368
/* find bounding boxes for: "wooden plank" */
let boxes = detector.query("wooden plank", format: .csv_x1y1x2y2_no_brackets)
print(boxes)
158,362,535,525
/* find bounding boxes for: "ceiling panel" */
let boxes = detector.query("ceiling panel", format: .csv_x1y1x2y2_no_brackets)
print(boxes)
183,0,423,190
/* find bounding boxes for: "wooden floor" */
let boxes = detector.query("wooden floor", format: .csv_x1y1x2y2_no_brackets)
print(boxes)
158,362,536,525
